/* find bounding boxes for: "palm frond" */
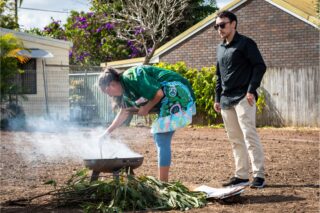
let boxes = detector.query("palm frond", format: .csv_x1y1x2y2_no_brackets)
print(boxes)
7,48,30,63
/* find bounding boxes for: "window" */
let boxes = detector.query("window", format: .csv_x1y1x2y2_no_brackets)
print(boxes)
18,59,37,94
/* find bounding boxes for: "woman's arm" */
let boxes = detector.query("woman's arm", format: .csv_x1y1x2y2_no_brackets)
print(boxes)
138,89,164,116
101,108,131,137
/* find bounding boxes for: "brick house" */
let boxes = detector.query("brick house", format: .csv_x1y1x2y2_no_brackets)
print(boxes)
102,0,319,127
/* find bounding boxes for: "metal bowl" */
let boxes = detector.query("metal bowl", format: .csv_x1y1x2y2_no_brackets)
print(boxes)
83,157,144,173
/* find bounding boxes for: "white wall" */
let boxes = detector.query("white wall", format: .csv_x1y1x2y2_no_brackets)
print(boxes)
1,29,72,120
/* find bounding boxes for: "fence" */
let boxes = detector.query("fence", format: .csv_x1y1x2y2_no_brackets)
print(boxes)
68,66,115,125
257,67,320,127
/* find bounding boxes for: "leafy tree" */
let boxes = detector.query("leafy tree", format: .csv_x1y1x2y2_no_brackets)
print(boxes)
0,33,29,102
93,0,190,64
65,11,130,65
25,0,217,65
0,0,19,29
167,0,218,39
0,33,28,129
91,0,217,64
26,11,131,65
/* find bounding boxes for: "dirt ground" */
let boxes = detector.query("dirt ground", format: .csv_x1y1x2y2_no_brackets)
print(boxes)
0,126,319,213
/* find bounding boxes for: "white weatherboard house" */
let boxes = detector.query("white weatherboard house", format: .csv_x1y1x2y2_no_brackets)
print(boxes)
0,28,73,120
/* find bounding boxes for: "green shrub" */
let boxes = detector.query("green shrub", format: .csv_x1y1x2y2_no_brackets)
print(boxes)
256,90,266,114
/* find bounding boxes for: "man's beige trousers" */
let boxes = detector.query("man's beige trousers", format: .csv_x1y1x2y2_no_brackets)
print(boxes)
221,97,265,179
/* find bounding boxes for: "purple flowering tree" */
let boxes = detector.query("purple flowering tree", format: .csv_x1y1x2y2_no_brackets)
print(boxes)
97,0,189,64
27,11,135,65
63,11,132,65
26,1,215,65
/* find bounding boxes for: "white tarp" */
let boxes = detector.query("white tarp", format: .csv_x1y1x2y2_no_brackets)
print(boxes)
194,185,246,199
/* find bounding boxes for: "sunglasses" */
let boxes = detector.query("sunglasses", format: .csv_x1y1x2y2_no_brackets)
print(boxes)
214,22,230,30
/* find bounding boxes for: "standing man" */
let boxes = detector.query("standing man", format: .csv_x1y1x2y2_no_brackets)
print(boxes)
214,11,266,188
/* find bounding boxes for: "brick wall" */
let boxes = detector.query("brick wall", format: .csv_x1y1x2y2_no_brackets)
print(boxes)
160,0,319,69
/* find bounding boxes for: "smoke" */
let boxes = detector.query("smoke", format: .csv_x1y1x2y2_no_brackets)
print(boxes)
14,118,141,163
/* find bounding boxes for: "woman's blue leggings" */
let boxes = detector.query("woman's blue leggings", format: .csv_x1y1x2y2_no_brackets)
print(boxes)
153,131,175,167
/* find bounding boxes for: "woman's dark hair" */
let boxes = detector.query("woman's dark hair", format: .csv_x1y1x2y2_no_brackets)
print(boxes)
98,67,121,90
216,10,238,29
98,67,123,109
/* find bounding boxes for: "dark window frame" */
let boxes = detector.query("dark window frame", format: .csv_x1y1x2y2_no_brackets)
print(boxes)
18,59,37,94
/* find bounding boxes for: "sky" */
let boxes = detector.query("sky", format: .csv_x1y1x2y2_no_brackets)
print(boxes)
18,0,233,30
18,0,91,30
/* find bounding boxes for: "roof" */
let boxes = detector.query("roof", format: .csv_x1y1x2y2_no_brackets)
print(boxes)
101,57,145,68
266,0,319,27
279,0,318,17
0,28,73,49
18,48,54,59
102,0,319,68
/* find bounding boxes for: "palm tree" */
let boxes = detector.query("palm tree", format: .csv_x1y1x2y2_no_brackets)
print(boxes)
0,33,29,102
0,33,29,130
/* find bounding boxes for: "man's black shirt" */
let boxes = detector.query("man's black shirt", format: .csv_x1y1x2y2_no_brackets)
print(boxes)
215,32,266,109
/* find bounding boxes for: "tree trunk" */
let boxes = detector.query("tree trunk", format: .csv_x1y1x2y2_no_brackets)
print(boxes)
143,43,158,65
14,0,18,24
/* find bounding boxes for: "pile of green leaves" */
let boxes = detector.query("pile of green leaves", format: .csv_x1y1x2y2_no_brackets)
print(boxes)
45,169,207,212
